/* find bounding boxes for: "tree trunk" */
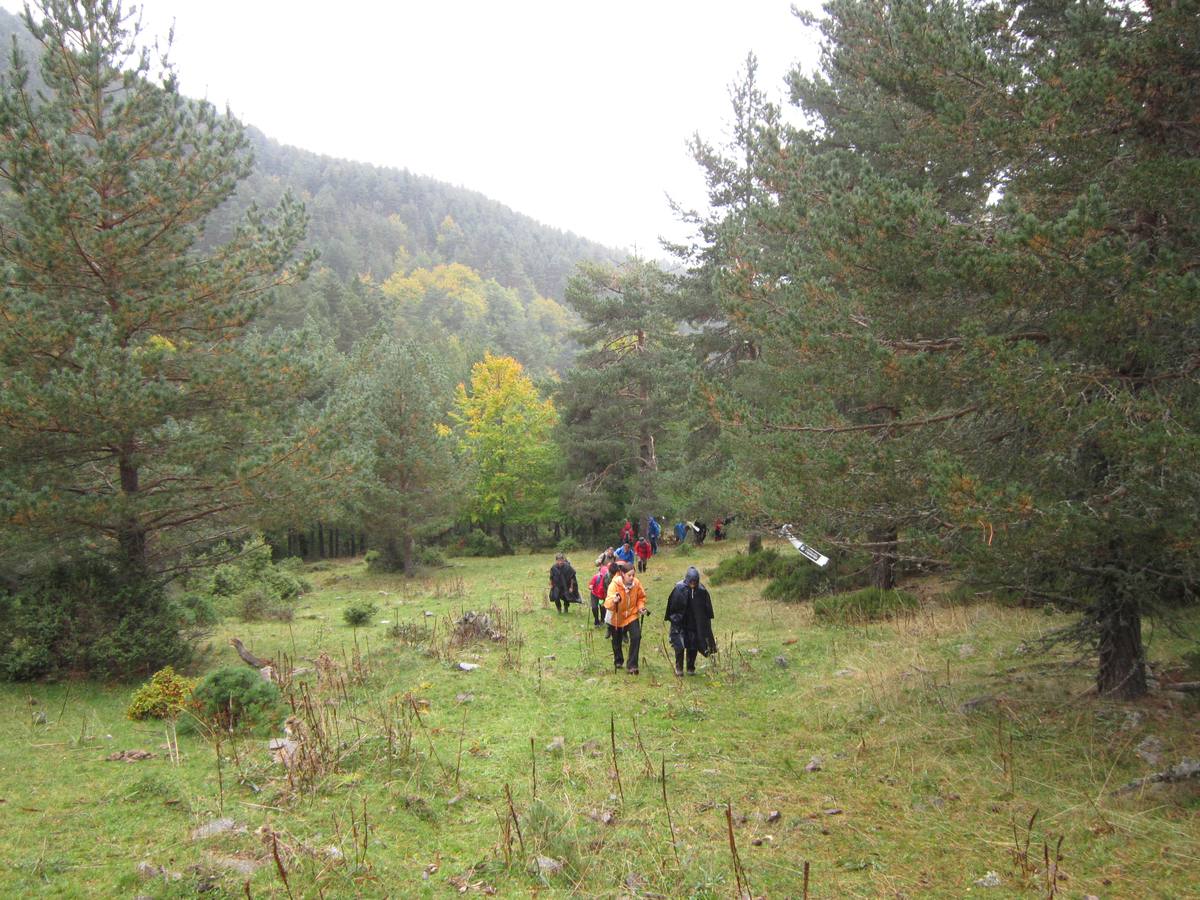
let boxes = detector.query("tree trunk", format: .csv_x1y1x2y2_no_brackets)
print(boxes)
117,449,147,575
1096,597,1148,699
869,525,897,590
402,533,415,575
748,532,763,554
498,521,511,553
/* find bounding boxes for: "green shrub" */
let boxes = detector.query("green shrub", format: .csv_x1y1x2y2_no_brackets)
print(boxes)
762,564,836,602
461,529,506,557
0,559,192,681
235,586,295,623
191,666,282,732
554,537,581,555
417,546,447,568
812,588,919,624
673,542,695,557
126,666,196,721
709,549,790,585
343,600,378,628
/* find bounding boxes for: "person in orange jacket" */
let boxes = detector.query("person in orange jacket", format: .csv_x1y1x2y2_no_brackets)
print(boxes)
604,560,647,675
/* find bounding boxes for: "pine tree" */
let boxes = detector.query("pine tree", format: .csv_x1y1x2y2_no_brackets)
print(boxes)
691,0,1199,697
0,1,313,580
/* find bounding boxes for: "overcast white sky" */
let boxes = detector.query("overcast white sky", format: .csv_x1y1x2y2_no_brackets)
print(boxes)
3,0,822,253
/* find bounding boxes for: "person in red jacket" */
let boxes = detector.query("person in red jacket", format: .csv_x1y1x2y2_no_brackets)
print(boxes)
619,519,635,544
633,536,652,573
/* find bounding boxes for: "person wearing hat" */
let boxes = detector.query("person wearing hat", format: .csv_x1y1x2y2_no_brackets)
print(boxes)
604,560,646,674
664,566,717,675
548,552,579,614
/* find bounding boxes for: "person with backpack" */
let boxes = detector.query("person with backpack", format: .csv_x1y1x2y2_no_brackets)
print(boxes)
587,556,611,627
614,539,635,567
634,536,652,573
605,561,647,675
548,552,579,614
647,516,661,554
664,566,717,675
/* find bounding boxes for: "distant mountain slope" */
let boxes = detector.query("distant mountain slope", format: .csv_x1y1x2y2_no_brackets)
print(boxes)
0,8,622,302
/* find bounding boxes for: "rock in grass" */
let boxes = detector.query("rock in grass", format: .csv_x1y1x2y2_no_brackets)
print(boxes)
974,871,1002,888
958,695,997,714
805,757,823,772
535,855,563,876
546,736,565,753
774,655,789,668
191,818,241,840
457,662,480,672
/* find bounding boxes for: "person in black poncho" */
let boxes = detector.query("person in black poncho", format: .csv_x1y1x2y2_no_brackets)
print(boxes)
548,552,579,613
664,566,717,675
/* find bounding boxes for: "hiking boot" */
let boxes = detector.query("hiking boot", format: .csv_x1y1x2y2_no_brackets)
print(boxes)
627,668,639,676
674,667,684,677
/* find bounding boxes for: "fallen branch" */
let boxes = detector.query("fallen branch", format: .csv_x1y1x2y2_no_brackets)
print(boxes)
1110,758,1200,796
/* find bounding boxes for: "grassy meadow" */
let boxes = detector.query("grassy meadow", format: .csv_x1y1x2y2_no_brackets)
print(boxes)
1,539,1197,898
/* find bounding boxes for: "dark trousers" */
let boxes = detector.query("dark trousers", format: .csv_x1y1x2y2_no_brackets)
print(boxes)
590,594,604,625
611,619,641,671
636,557,647,573
674,647,698,672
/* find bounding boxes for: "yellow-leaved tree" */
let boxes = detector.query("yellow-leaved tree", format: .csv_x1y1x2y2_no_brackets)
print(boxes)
451,354,559,550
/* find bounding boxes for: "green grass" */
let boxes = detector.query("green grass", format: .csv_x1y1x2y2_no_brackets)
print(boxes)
1,543,1197,898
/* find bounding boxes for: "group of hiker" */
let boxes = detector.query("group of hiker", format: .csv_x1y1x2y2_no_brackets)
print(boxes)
547,526,718,676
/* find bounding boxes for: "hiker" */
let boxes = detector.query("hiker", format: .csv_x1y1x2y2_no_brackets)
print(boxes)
674,521,688,544
605,560,647,675
634,536,652,573
620,518,635,544
664,566,717,676
548,552,580,613
587,557,611,627
647,516,661,554
614,539,635,567
713,517,724,541
694,521,708,545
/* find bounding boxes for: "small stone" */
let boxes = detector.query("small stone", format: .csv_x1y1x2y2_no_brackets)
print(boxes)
191,818,240,840
206,855,262,876
625,872,647,890
747,648,760,655
958,644,976,658
424,610,434,617
535,855,563,876
106,749,155,762
974,871,1002,888
767,810,782,823
31,711,47,725
805,757,823,773
774,655,789,669
457,662,480,671
544,654,556,660
823,808,843,816
545,736,565,753
325,846,344,861
1136,735,1165,766
958,695,998,714
455,692,475,703
834,668,856,677
268,738,299,768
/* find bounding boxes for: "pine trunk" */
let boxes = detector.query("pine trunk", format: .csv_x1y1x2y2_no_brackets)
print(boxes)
1096,598,1148,699
870,525,897,590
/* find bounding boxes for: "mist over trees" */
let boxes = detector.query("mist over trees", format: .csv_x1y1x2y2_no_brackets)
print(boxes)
1,0,1196,701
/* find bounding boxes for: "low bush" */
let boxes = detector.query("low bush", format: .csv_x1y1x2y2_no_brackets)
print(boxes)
461,529,506,557
190,665,282,732
0,558,193,680
554,536,581,555
762,564,838,602
126,666,196,721
343,600,378,628
812,587,919,624
709,549,791,585
417,546,448,568
235,586,295,623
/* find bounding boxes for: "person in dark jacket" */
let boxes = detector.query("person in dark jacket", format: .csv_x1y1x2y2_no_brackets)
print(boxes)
548,552,579,613
664,566,717,675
